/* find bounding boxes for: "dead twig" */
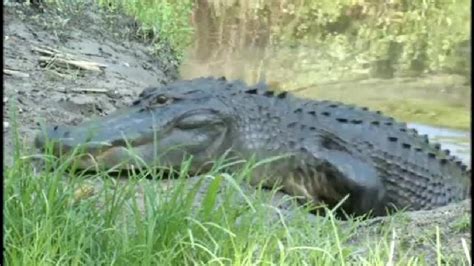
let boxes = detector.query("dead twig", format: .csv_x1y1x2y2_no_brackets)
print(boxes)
33,45,107,73
32,46,67,57
39,56,106,72
58,88,110,94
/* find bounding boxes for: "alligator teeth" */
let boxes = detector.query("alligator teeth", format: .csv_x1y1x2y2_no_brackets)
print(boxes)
277,91,288,98
86,141,113,147
57,137,75,141
245,89,258,94
264,91,274,97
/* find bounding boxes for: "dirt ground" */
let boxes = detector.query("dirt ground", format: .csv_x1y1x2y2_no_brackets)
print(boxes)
3,1,471,264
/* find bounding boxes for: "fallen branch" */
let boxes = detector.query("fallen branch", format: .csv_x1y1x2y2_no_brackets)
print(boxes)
32,46,67,57
58,88,110,94
39,56,106,72
33,45,107,73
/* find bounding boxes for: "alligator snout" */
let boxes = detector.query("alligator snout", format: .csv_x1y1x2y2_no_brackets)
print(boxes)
35,125,74,152
34,124,142,170
36,124,67,144
35,124,108,153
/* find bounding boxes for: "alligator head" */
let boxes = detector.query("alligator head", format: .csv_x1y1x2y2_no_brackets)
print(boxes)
35,78,238,172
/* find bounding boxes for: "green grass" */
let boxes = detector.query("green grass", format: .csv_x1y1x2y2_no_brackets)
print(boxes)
96,0,194,58
4,119,471,265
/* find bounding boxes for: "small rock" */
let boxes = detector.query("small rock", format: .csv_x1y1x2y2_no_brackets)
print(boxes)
70,95,96,105
106,89,121,99
4,121,10,130
3,97,8,103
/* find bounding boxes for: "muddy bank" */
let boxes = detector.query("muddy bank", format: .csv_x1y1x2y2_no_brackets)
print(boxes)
3,0,179,166
3,1,471,263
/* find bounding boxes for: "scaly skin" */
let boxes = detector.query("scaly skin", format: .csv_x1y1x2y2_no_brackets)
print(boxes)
35,77,471,216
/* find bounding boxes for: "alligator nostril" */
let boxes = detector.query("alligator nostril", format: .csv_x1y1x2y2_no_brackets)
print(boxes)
111,139,126,147
54,125,59,131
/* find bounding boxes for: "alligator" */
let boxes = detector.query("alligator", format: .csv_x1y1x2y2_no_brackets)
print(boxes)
34,77,471,217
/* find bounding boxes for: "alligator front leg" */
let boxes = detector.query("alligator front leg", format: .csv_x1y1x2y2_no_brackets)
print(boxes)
287,148,388,217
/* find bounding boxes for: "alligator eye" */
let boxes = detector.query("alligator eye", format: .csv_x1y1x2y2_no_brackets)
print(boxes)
153,95,171,106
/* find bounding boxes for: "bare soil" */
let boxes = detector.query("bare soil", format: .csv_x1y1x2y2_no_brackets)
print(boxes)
3,1,471,264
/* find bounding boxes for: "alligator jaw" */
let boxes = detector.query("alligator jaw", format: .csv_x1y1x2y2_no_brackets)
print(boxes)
34,124,151,170
34,106,231,171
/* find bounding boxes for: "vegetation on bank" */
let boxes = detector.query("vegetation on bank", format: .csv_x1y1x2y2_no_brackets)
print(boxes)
95,0,470,78
266,0,470,77
217,0,468,77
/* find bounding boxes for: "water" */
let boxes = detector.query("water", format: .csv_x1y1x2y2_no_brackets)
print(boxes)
181,1,470,86
409,123,471,165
